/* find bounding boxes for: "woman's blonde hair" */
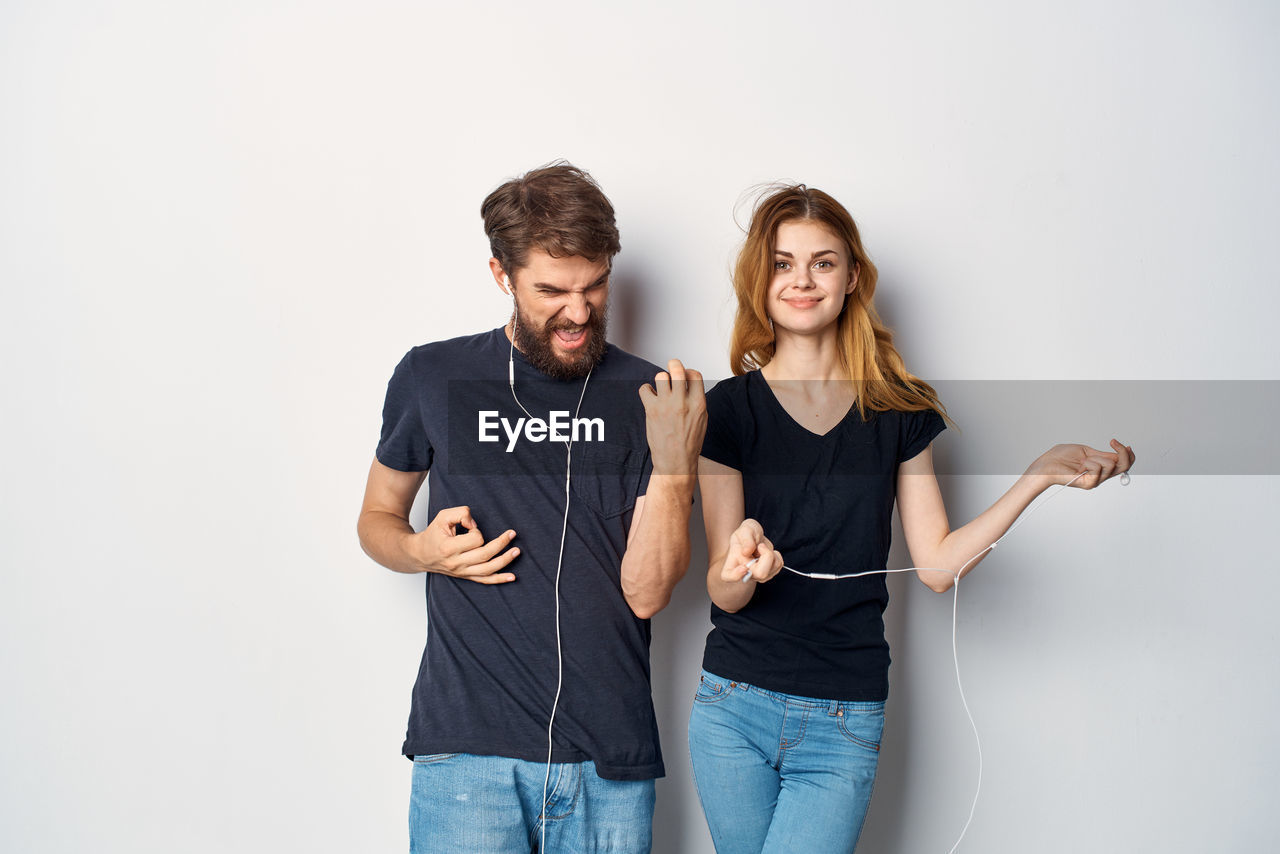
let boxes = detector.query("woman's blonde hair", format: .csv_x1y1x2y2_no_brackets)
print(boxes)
730,184,946,419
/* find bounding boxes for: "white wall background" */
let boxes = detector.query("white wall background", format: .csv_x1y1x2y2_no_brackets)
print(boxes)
3,1,1277,851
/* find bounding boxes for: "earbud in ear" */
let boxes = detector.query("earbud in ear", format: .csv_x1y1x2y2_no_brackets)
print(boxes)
503,275,512,296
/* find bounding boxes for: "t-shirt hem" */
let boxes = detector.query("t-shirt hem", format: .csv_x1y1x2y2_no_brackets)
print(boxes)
592,761,665,781
702,658,888,703
698,445,741,471
401,742,664,781
900,412,946,462
375,448,427,473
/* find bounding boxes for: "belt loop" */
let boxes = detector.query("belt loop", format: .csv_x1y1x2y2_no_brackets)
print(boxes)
828,699,841,716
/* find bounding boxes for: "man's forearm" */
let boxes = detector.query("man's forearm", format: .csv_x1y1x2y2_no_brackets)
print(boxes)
357,510,422,574
619,474,697,619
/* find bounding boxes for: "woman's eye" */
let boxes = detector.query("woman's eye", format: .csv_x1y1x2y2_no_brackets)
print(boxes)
774,261,790,270
814,260,833,269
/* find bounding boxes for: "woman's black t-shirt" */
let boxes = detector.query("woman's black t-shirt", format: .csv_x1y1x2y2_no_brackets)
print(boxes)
700,371,946,701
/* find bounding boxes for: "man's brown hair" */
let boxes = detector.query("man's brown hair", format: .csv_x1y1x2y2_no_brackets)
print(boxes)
481,161,621,277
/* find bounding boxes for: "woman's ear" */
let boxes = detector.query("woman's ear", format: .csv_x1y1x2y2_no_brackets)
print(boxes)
847,261,859,295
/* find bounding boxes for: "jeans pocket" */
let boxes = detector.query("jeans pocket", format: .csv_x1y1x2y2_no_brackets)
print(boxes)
836,704,885,753
412,752,459,764
693,673,734,706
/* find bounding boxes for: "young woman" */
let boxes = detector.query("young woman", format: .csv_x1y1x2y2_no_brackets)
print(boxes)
688,185,1134,853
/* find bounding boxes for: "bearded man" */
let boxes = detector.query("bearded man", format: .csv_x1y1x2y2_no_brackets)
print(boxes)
357,162,706,853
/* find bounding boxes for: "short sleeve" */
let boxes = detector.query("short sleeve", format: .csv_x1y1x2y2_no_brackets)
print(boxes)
375,351,433,472
899,407,946,463
636,454,654,498
700,381,743,471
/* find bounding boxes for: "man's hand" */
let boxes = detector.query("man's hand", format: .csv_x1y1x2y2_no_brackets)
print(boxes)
617,360,705,619
638,359,707,477
405,505,520,584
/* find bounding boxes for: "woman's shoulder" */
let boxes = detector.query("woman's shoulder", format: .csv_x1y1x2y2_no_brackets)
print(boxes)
864,404,945,462
704,372,760,419
705,370,756,399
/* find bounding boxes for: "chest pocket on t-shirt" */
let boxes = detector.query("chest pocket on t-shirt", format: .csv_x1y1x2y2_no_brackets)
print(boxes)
570,441,645,519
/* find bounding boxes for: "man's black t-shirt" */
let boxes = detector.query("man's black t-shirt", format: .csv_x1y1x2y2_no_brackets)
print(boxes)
699,371,945,701
376,328,663,780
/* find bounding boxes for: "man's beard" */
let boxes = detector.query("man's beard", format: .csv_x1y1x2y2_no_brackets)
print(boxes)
512,301,609,381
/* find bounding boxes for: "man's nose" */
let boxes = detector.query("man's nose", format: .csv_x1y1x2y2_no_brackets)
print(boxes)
564,292,591,325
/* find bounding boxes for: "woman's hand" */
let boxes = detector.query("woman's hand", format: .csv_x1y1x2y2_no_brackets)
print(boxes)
1026,439,1136,489
720,518,785,584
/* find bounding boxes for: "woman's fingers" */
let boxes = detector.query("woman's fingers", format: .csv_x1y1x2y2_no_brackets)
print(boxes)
1111,439,1136,473
746,540,782,582
767,548,784,580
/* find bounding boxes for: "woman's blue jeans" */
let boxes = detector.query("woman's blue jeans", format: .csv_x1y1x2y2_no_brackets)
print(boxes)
687,669,885,853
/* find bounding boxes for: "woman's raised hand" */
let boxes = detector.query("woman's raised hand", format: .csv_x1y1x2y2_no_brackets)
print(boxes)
1026,439,1136,489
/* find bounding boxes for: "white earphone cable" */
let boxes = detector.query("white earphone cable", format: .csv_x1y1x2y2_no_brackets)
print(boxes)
508,319,592,853
748,469,1093,852
508,287,1113,850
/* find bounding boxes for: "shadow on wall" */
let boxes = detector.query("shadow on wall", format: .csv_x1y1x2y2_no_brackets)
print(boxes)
649,517,712,853
608,271,641,357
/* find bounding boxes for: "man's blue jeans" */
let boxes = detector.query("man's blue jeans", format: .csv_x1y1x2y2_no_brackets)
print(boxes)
409,752,655,853
687,669,885,853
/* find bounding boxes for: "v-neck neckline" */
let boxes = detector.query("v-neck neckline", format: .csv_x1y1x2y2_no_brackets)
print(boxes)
753,371,858,439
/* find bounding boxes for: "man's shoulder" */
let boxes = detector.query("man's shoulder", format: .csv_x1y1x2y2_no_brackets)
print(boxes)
598,342,662,381
384,329,506,405
405,328,502,361
395,328,504,377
